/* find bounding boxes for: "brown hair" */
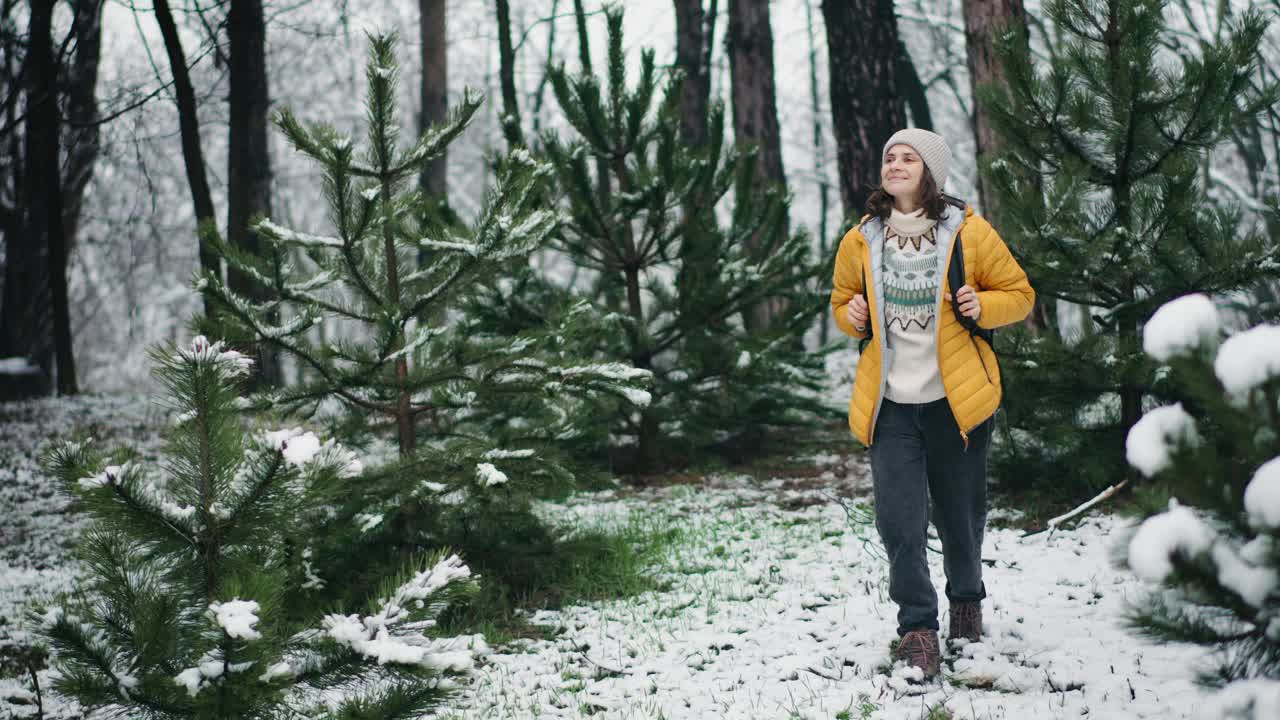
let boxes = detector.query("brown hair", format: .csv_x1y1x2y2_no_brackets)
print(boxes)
864,165,948,222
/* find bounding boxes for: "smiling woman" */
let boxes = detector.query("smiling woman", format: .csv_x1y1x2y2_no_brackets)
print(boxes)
828,127,1035,681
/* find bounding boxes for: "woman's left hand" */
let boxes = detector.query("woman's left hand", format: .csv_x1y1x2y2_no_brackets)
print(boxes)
946,285,982,321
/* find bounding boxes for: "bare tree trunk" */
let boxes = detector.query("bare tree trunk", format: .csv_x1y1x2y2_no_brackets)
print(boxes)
673,0,711,147
419,0,447,198
227,0,280,385
155,0,222,318
804,0,833,345
61,0,102,256
495,0,524,148
727,0,788,329
0,0,50,377
821,0,907,221
897,40,932,131
963,0,1048,330
963,0,1027,223
27,0,76,394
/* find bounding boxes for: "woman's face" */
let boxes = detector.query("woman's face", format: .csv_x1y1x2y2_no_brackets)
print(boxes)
881,144,924,202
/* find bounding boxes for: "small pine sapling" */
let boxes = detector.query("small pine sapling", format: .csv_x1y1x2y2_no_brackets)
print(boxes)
34,336,484,718
534,7,830,470
1123,294,1280,713
980,0,1280,495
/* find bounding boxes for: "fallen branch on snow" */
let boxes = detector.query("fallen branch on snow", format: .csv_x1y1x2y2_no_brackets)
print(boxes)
1023,479,1130,538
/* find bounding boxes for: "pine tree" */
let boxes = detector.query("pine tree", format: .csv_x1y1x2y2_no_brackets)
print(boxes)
978,0,1280,494
198,33,651,586
528,7,829,471
1122,294,1280,712
34,336,482,718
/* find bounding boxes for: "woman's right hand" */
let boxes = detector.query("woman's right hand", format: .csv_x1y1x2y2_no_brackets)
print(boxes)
846,295,869,333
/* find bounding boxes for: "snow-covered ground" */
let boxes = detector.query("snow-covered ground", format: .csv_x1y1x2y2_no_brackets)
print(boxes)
0,396,164,655
0,386,1228,719
444,475,1219,719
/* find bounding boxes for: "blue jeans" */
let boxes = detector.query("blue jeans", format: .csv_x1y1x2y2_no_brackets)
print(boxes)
869,397,993,636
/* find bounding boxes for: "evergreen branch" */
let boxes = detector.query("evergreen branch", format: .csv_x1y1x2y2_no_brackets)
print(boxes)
389,88,484,178
255,218,344,249
43,609,184,715
216,449,285,538
209,286,395,415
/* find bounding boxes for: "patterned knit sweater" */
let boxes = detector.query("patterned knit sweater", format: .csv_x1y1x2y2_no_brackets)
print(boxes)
882,208,946,403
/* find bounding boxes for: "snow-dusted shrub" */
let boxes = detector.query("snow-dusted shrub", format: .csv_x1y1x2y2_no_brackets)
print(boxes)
1123,294,1280,705
201,32,651,474
510,7,829,470
32,336,483,718
985,0,1280,497
197,33,655,608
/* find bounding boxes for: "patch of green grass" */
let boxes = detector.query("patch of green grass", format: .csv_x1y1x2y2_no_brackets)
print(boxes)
836,690,880,720
925,702,954,719
436,507,682,646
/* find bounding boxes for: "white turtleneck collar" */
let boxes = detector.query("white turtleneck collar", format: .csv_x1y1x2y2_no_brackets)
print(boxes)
886,207,936,238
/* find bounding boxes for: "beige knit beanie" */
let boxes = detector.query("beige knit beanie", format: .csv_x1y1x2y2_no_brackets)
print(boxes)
882,128,952,190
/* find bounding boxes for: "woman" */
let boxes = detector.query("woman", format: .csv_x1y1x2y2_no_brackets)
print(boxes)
829,129,1034,679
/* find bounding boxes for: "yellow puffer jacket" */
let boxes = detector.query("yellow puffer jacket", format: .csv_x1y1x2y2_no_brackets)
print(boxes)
830,204,1034,447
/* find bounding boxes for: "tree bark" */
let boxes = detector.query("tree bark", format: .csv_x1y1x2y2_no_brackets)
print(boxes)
727,0,788,328
673,0,711,147
963,0,1027,223
805,0,833,345
897,40,932,131
0,0,49,376
26,0,77,393
60,0,102,255
494,0,524,148
155,0,222,318
419,0,447,198
821,0,907,221
963,0,1047,330
227,0,280,384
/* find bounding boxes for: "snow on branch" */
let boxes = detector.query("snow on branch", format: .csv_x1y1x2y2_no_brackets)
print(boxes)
176,336,254,378
1214,324,1280,395
255,218,345,249
384,324,447,363
475,463,508,487
1143,293,1220,360
209,599,262,640
1128,502,1216,582
417,238,480,256
76,461,198,528
1129,501,1278,608
1245,458,1280,531
259,427,363,477
1126,403,1198,477
320,554,475,670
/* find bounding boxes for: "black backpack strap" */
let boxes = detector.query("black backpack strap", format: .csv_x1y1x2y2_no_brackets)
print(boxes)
947,237,994,346
947,215,1000,387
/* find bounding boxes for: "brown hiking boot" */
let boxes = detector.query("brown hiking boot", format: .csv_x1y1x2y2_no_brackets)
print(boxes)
893,629,941,678
949,601,983,643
